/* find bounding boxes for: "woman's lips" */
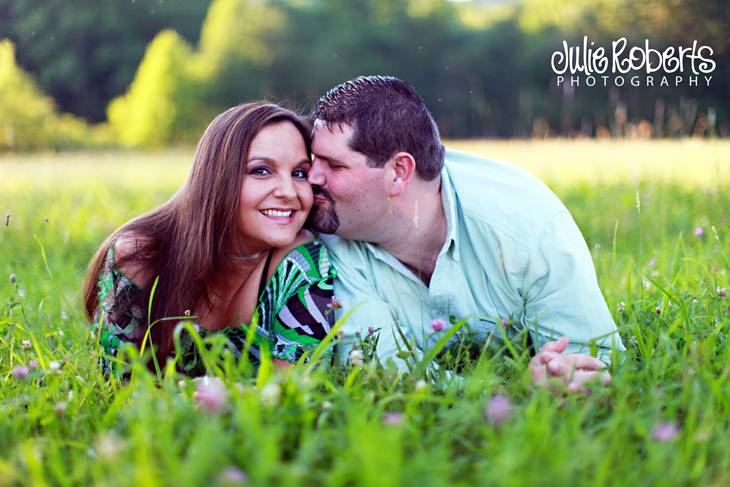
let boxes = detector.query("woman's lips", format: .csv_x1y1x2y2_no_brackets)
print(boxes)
259,209,297,224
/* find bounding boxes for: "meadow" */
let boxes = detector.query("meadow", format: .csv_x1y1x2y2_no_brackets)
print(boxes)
1,140,729,486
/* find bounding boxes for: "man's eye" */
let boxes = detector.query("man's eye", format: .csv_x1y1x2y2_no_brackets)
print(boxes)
293,168,308,179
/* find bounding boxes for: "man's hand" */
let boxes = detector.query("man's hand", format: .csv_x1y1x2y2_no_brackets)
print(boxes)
529,336,611,393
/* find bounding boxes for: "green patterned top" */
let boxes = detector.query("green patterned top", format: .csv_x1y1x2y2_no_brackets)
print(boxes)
92,239,337,377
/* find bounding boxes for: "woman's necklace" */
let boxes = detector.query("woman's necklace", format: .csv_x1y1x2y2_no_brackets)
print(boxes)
231,249,265,261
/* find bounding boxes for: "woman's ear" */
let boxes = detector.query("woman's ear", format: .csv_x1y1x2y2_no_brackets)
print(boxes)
387,152,416,197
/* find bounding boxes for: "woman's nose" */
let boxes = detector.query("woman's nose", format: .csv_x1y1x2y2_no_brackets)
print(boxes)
273,175,296,199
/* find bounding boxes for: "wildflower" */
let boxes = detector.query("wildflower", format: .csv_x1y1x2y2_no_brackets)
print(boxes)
367,326,377,335
348,349,364,366
54,401,67,417
12,365,30,380
28,359,38,370
694,226,704,237
483,394,513,427
717,287,727,299
617,301,626,313
219,466,248,485
415,379,428,392
431,319,446,333
95,432,124,459
193,376,228,413
48,360,61,372
21,339,31,351
9,273,17,284
383,412,404,426
178,380,186,389
260,382,281,407
647,257,657,268
651,421,679,442
327,296,342,311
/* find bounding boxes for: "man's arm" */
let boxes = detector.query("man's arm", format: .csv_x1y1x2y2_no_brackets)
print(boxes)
322,237,415,373
521,205,625,390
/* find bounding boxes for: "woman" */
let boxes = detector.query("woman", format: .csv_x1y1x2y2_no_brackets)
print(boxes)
83,102,337,377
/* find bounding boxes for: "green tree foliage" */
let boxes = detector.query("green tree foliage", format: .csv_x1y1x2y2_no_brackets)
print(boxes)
107,30,207,147
0,0,211,122
4,0,729,148
197,0,286,107
0,39,91,151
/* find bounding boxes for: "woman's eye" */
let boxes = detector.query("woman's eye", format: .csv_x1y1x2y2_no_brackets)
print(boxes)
250,167,271,176
293,168,308,179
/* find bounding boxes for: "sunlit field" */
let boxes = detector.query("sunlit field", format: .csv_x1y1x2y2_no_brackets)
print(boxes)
1,140,729,486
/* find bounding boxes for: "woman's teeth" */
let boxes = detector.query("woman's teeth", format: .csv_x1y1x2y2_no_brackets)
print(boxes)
261,209,293,217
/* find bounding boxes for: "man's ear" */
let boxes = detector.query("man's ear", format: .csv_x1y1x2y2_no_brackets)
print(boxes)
386,152,416,197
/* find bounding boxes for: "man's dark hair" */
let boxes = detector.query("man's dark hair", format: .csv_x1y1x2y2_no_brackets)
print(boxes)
312,75,445,181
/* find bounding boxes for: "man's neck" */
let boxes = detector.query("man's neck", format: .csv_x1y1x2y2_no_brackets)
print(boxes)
379,184,447,286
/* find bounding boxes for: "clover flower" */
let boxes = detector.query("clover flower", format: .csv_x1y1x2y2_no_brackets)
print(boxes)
260,382,281,407
651,421,679,442
219,466,248,485
348,349,364,366
327,296,342,311
193,376,228,413
694,226,704,237
483,394,513,427
431,319,446,333
12,365,30,380
54,401,67,417
383,412,404,426
22,340,31,351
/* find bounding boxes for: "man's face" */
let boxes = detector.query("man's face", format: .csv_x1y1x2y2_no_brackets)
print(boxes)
308,121,390,241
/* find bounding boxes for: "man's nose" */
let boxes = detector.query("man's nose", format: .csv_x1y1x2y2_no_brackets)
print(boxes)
308,158,326,186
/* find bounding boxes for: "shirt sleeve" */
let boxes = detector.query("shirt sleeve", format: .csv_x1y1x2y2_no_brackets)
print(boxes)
323,238,420,373
92,245,147,378
265,241,339,363
521,206,626,362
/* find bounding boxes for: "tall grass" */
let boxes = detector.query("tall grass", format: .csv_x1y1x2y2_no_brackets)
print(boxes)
1,140,728,486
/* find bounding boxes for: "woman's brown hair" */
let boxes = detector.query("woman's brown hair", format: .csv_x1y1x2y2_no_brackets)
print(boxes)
83,101,312,364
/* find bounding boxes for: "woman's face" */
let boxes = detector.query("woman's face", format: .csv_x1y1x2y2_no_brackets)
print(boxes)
237,121,313,254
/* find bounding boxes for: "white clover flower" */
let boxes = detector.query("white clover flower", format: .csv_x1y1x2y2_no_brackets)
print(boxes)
260,382,281,407
348,349,364,366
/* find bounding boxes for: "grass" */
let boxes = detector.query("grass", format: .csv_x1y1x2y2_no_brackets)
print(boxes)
1,140,729,486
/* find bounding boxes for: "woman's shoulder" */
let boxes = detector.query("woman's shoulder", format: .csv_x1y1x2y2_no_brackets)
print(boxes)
267,230,334,281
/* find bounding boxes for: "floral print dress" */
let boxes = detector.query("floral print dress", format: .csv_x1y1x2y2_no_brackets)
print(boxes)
92,239,337,377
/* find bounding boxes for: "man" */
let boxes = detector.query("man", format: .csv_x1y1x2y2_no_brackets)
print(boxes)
307,75,624,391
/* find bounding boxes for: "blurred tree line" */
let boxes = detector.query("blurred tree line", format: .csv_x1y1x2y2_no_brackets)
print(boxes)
1,0,728,150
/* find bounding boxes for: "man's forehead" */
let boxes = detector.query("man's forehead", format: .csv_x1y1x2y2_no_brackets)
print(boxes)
312,119,354,137
312,120,356,155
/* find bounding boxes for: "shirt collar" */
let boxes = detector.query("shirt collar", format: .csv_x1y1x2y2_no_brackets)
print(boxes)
440,164,461,262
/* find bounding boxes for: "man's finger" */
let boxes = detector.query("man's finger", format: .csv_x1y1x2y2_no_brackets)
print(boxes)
560,354,605,371
566,370,612,393
539,336,569,354
535,350,561,365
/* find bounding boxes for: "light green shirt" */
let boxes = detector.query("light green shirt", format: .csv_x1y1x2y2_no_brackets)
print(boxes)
323,149,625,371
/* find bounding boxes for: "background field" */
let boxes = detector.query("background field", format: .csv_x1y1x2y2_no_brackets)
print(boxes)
1,140,729,486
